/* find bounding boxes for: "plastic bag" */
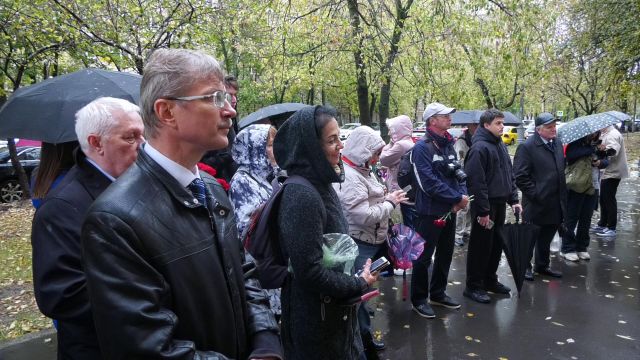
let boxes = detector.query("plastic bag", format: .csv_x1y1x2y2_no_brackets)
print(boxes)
321,233,359,274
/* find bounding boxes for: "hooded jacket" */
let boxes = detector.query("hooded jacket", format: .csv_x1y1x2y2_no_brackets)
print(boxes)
380,115,415,191
334,126,391,245
274,105,368,360
229,124,275,236
600,126,629,180
464,127,519,217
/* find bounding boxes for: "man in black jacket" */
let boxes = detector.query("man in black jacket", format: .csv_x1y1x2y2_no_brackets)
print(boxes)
81,49,282,359
31,97,144,359
513,112,566,280
463,109,522,303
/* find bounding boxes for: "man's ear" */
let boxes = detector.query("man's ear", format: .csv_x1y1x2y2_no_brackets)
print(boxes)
154,99,177,129
87,134,102,155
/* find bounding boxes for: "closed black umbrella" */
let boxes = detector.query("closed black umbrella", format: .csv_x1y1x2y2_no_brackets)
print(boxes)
501,212,539,296
0,68,141,143
239,103,307,129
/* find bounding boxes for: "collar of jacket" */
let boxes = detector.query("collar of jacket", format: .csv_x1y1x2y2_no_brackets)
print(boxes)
473,127,501,145
136,150,230,214
73,148,114,199
342,155,371,176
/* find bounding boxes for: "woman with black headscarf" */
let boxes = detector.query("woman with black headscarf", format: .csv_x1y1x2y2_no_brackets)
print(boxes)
274,105,378,360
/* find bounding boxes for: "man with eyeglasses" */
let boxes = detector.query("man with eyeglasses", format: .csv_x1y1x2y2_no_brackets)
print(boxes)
32,97,144,359
81,49,282,359
200,75,240,182
410,102,469,318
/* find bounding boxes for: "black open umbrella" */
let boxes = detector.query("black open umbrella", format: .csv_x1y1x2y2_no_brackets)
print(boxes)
451,110,521,125
239,103,307,129
0,68,141,143
501,212,539,296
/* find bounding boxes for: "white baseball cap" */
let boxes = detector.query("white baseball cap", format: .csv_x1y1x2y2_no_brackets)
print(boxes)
422,102,456,121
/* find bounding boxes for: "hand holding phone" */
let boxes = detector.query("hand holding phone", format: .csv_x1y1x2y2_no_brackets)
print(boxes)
357,257,391,276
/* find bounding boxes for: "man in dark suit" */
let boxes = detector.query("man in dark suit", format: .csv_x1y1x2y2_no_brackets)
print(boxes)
513,112,566,280
31,97,144,359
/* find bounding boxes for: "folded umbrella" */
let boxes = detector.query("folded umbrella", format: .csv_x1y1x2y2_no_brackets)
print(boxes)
0,68,141,143
501,211,538,296
387,223,425,300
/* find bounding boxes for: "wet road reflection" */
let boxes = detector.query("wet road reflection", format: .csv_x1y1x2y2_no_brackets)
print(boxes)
370,178,640,359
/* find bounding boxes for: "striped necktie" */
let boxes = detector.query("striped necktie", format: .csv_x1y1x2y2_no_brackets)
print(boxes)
188,178,207,208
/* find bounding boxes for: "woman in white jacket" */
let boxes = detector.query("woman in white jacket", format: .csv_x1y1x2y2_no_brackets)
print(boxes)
333,125,406,359
379,115,416,228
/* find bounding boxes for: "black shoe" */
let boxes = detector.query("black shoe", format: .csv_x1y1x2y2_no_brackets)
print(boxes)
535,267,562,278
485,282,511,295
463,288,491,304
371,339,385,351
524,269,534,281
412,303,436,318
363,335,386,352
429,295,461,309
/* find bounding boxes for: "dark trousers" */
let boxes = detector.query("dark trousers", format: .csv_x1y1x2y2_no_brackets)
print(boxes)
354,240,386,343
562,190,597,253
529,224,559,270
400,203,417,229
466,203,506,290
411,214,456,304
598,178,621,230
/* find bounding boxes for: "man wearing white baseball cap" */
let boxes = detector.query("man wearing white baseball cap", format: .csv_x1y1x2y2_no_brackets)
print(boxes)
410,101,469,318
422,102,457,121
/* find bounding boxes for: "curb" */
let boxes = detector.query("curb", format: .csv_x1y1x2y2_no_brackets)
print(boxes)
0,329,56,360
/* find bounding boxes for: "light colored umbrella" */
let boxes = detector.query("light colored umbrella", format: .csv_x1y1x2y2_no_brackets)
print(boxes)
558,111,626,144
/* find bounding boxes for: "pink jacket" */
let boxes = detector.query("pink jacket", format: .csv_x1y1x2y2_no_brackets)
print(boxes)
380,115,414,191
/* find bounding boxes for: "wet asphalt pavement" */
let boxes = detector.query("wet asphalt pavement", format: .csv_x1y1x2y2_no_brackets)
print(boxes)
370,177,640,360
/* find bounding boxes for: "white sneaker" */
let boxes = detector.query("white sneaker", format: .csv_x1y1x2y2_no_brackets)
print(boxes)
596,228,616,237
394,268,412,276
561,252,579,262
577,252,591,260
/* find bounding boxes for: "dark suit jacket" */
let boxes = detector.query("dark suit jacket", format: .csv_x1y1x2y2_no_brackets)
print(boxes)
513,132,567,225
31,151,111,359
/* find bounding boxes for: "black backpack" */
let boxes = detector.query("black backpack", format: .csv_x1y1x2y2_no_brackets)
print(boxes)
397,149,416,201
243,175,318,289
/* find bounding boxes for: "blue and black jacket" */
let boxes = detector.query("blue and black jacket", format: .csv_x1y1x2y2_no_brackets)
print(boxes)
412,131,467,216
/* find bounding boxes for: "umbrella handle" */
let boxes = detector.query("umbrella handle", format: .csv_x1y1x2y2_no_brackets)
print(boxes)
515,210,521,224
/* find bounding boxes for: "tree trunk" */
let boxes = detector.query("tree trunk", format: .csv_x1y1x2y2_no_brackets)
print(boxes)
347,0,370,125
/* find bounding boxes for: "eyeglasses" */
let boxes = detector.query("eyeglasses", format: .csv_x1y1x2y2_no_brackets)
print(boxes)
167,90,232,108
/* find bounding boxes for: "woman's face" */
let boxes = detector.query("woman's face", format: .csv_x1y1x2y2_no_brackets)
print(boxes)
369,148,383,166
320,118,343,167
266,126,277,166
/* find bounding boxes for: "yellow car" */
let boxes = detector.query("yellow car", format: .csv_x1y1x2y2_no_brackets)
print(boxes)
501,126,518,145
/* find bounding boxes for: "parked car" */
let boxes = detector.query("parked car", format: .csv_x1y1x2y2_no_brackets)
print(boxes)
502,126,518,145
339,123,361,141
524,123,535,140
411,122,426,142
0,146,41,203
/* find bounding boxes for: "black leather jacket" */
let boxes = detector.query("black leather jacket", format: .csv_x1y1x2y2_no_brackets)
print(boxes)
81,150,282,359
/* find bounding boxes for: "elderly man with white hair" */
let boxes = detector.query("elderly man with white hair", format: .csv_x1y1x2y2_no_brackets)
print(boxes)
31,97,144,359
81,49,282,359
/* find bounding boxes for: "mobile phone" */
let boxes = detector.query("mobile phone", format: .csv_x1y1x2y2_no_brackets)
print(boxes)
357,257,391,276
402,184,412,193
477,217,495,230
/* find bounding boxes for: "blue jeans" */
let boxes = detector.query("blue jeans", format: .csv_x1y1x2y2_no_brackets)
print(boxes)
354,240,387,341
562,190,597,253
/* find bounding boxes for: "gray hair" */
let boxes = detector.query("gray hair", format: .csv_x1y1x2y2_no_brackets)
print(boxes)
140,48,225,138
75,97,140,153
